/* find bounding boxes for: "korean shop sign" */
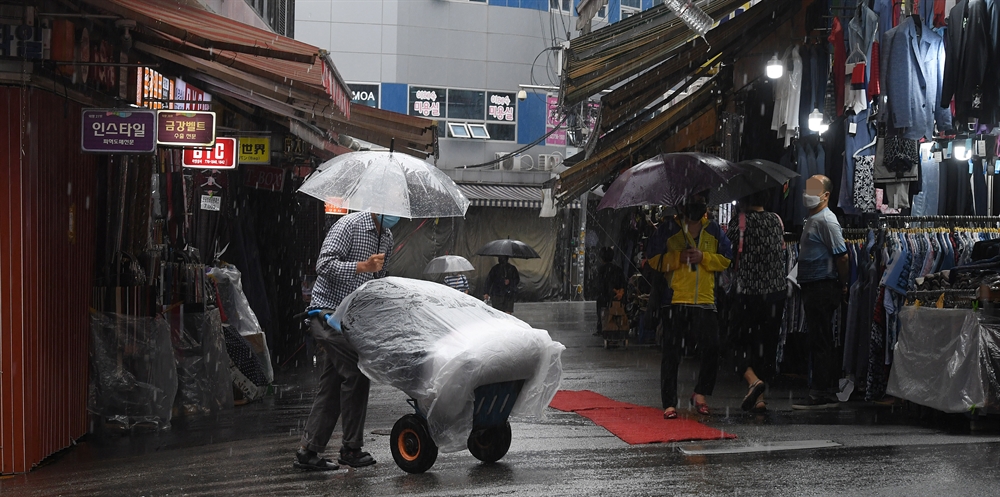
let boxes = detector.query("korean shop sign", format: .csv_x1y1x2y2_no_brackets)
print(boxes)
182,137,237,169
238,137,270,164
81,109,157,154
487,92,516,122
156,110,216,147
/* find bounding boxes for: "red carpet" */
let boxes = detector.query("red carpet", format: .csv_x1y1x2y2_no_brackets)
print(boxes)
550,390,737,445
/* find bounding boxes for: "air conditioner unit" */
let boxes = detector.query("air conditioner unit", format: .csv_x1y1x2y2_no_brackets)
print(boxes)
494,152,517,171
538,154,551,171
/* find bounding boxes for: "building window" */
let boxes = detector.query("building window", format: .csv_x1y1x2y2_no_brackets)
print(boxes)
486,123,516,141
621,0,641,8
467,123,490,139
550,0,572,13
446,89,486,120
409,86,445,118
448,123,471,138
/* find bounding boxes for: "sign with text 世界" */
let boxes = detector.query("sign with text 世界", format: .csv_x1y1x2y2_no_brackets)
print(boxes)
81,109,157,154
238,137,270,164
156,110,216,147
182,137,237,169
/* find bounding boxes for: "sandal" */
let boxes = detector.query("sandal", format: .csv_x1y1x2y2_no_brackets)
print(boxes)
689,394,710,416
663,407,678,419
741,380,766,412
750,400,767,414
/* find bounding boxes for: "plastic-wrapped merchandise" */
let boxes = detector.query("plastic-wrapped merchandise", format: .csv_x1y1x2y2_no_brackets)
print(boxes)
209,264,274,383
334,277,565,452
976,313,1000,411
89,312,177,429
887,307,986,413
172,309,235,415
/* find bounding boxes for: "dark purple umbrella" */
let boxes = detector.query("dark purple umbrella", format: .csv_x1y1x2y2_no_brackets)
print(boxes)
596,153,743,210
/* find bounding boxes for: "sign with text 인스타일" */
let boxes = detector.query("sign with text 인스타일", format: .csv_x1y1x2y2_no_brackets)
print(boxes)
81,109,157,154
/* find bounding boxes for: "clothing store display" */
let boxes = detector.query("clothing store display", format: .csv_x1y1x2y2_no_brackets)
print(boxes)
941,0,1000,125
772,46,804,148
882,16,952,140
830,17,847,115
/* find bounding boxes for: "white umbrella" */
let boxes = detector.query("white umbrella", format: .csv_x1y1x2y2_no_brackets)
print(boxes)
299,150,470,218
424,255,475,274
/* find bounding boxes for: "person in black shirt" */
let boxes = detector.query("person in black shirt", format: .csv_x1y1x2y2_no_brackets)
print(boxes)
594,247,627,335
484,256,520,313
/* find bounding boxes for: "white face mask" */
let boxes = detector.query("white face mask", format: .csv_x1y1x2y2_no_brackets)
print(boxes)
803,193,822,209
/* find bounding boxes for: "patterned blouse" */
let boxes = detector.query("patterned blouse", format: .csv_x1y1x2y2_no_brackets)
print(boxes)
726,211,788,296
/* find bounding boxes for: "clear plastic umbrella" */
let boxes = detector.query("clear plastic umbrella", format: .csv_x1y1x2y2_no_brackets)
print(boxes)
424,255,475,274
298,150,470,218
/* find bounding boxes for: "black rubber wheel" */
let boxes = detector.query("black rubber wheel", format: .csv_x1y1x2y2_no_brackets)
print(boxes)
390,414,438,474
467,421,512,463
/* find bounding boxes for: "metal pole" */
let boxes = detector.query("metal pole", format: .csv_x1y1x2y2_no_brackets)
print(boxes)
574,192,588,301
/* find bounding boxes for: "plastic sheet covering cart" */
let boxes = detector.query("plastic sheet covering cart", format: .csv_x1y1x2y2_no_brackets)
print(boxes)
334,277,565,473
887,307,1000,415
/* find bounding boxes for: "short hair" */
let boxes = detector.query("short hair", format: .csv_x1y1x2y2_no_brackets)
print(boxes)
814,175,833,194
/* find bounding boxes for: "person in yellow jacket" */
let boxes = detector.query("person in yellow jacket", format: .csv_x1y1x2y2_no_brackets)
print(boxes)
646,192,732,419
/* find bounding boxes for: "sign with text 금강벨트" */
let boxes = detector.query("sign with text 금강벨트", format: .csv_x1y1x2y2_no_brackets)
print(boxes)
156,110,216,147
182,137,237,169
81,109,157,154
238,137,270,164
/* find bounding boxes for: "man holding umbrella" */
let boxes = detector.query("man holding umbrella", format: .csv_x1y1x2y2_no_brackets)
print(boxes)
294,211,397,471
484,256,520,314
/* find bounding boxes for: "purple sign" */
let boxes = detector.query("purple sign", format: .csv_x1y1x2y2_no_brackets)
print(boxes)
156,110,216,147
81,109,157,153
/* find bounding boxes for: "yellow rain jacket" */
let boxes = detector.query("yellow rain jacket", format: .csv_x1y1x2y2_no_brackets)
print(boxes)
646,216,732,306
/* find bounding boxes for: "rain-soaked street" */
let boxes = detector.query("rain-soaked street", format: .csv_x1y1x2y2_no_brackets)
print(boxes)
3,302,1000,497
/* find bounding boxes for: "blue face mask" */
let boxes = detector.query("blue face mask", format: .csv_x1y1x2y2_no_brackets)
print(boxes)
379,215,400,229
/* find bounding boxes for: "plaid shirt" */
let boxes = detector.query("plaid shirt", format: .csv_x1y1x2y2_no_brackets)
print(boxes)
309,212,394,311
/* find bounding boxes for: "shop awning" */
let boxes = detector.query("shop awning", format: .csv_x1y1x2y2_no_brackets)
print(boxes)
82,0,351,118
553,0,798,206
458,184,580,209
82,0,437,157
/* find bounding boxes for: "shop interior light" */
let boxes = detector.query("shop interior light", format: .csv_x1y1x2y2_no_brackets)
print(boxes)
808,108,824,132
954,139,972,160
766,54,783,79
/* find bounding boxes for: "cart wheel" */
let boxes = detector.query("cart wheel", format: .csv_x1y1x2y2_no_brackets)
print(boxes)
603,339,609,349
467,422,512,463
390,414,438,474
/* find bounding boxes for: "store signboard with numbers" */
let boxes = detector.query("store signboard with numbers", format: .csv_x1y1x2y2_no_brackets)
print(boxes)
200,195,222,211
182,137,236,169
156,110,216,147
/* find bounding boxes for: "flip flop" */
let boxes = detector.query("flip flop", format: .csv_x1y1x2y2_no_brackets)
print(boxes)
741,380,766,412
663,408,678,419
750,400,767,414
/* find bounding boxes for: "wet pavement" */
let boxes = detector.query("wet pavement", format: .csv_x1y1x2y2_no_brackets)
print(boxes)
3,302,1000,496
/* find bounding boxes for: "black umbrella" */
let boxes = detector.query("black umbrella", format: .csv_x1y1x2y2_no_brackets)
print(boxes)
713,159,799,205
476,239,540,259
596,153,742,210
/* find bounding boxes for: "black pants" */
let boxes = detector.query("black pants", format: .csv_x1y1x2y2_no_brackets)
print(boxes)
734,292,786,382
660,306,720,409
800,280,842,396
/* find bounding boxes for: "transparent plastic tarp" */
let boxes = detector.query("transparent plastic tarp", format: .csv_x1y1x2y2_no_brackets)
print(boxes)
89,312,177,429
334,277,565,452
887,307,986,413
209,264,274,383
172,309,234,415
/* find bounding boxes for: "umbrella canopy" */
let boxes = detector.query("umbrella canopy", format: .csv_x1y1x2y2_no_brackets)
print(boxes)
476,239,541,259
596,152,743,210
298,150,470,218
713,159,799,205
423,255,475,274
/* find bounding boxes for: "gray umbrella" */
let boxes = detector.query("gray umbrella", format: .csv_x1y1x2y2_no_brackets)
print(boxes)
712,159,799,205
298,150,470,218
423,255,475,274
476,239,541,259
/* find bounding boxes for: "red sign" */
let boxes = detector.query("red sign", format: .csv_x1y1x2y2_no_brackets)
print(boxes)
182,137,236,169
244,165,286,192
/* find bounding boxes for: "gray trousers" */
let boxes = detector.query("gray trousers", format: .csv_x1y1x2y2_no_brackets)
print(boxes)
300,317,370,452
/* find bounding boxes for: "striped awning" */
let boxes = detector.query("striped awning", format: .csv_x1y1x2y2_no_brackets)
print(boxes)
457,184,581,209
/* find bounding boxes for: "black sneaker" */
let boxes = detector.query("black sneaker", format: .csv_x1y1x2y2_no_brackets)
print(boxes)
791,396,840,410
338,448,376,468
293,448,340,471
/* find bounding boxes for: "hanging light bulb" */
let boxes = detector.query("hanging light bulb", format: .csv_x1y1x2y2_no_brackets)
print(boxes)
766,54,783,79
954,139,972,160
808,108,824,132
